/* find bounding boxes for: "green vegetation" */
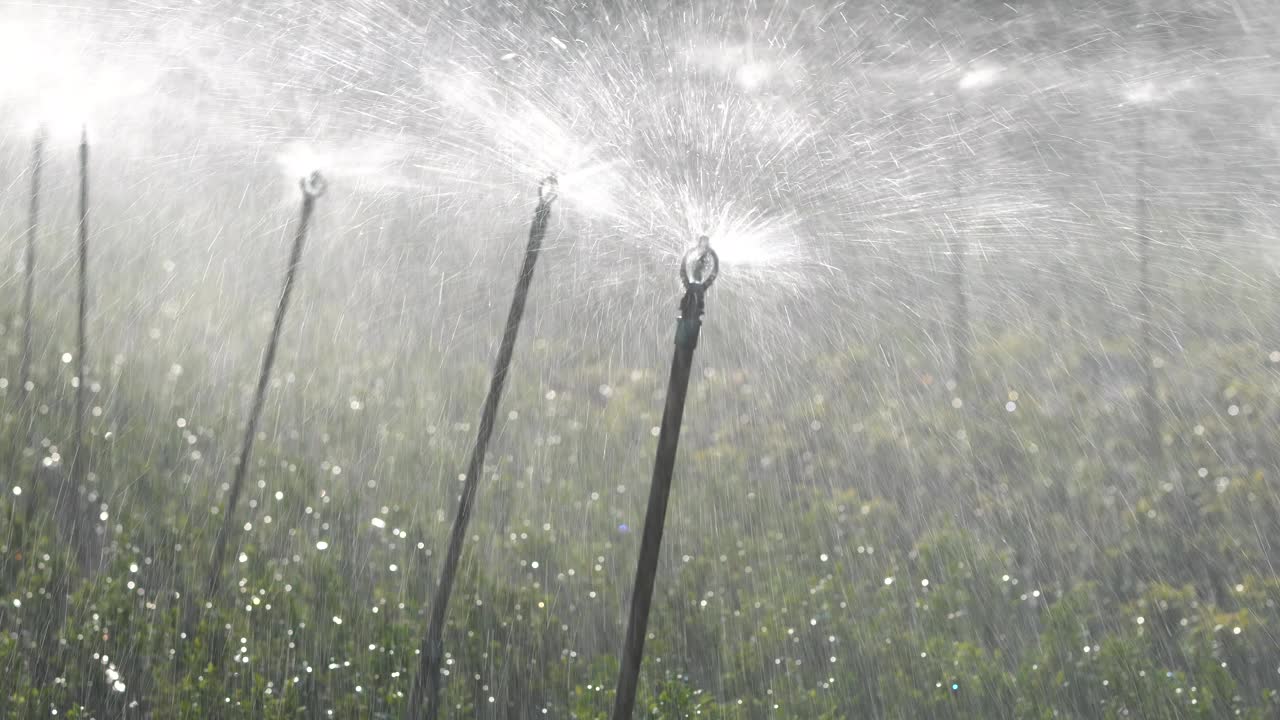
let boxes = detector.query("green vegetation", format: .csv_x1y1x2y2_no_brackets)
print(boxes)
1,291,1279,718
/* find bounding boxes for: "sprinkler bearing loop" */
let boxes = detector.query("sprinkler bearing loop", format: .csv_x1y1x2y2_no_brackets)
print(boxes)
538,173,559,204
301,170,328,199
681,235,719,291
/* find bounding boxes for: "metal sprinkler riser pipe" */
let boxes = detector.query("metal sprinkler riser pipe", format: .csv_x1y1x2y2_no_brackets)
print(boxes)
610,236,718,720
67,127,92,571
409,174,558,720
200,171,326,625
18,127,44,403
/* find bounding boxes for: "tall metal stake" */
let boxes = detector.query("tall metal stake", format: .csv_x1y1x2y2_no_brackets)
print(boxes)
407,176,558,720
67,127,91,568
1134,110,1162,465
6,127,44,577
949,174,972,388
18,127,44,404
203,171,327,605
610,237,718,720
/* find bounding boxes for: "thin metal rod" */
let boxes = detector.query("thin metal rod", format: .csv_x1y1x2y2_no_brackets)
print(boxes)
408,182,556,720
949,176,972,387
18,128,43,402
944,105,974,389
611,277,710,720
68,128,90,566
204,173,324,603
8,129,44,564
1134,111,1162,464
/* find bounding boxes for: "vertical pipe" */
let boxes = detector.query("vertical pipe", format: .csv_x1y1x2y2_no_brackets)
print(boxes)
1134,111,1162,464
19,127,43,403
948,127,983,494
68,128,91,567
9,129,44,565
408,177,557,720
611,241,717,720
946,110,974,389
203,172,326,605
949,198,972,387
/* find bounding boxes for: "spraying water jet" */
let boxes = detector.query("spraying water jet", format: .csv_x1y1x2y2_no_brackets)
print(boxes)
611,235,718,720
408,174,558,720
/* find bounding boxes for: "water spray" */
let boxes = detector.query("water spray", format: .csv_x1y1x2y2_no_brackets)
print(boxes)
408,175,558,720
203,171,327,605
610,235,718,720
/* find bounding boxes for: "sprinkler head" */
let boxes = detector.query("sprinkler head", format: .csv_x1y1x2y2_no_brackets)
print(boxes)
538,173,559,204
681,235,719,290
300,170,328,199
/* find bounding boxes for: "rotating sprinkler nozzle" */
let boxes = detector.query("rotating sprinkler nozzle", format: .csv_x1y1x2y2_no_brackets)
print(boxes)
409,175,558,720
681,234,719,290
539,172,559,203
301,169,329,199
611,236,717,720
